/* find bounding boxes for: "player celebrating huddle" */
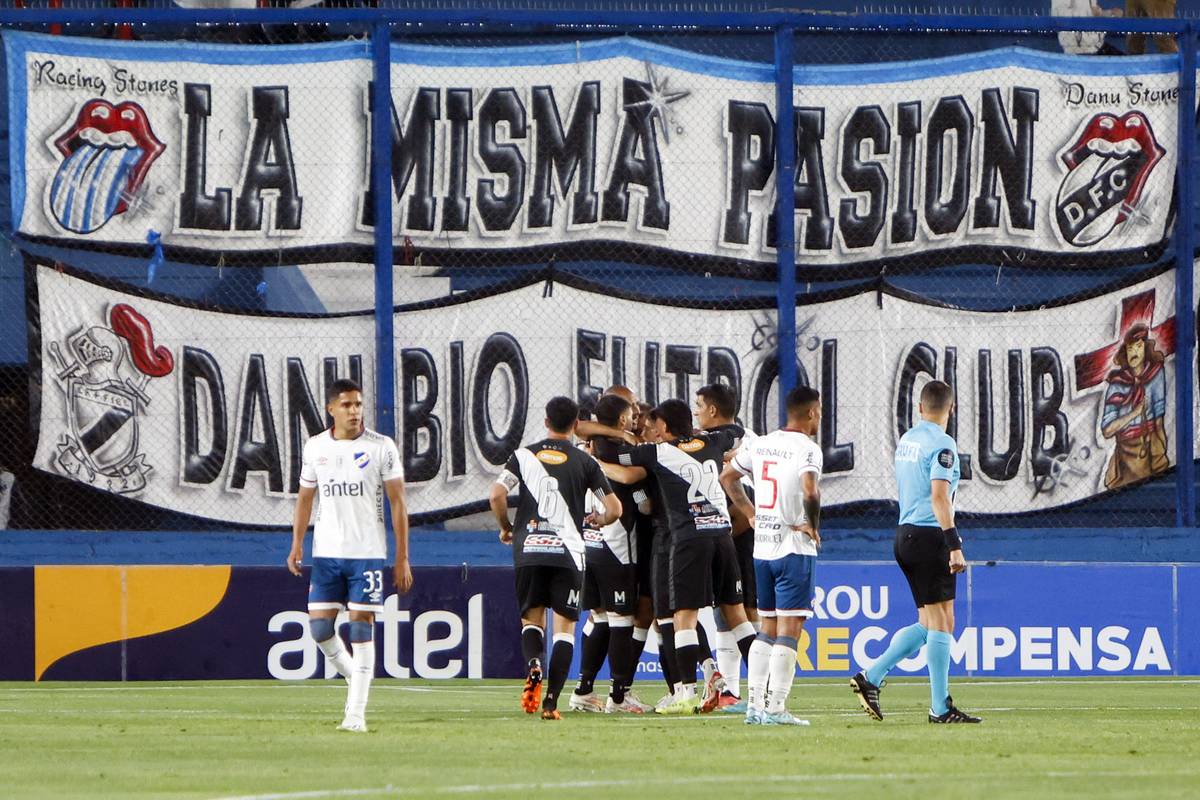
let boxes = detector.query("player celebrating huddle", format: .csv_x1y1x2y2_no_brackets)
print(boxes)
490,396,622,720
618,399,743,714
287,379,413,734
571,393,654,714
722,386,822,726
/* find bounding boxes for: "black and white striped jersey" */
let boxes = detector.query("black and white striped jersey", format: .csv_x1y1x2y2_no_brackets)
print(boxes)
618,430,737,542
496,438,613,569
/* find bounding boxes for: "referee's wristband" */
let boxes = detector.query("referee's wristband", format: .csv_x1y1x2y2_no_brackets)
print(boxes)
942,526,962,551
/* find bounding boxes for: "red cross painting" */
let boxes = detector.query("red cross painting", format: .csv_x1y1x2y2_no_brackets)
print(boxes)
1073,288,1175,491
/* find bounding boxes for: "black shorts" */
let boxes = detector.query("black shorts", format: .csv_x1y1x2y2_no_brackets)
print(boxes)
514,564,582,621
734,528,757,609
711,533,744,607
635,514,655,600
894,524,957,607
669,536,717,612
653,544,674,618
582,549,637,615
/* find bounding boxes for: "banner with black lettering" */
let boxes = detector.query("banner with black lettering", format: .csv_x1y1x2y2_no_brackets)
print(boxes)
6,31,1185,271
29,257,1178,526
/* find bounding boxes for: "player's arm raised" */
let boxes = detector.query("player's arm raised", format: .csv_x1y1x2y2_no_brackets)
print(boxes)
931,479,964,574
386,477,413,593
288,485,315,576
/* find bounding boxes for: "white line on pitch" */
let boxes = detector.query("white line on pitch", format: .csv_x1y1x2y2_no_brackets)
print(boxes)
210,768,1200,800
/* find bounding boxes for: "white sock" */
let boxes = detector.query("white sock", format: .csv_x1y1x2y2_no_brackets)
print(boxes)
633,627,649,642
766,639,798,714
677,683,696,699
316,635,354,678
715,630,740,697
747,637,773,711
345,639,375,722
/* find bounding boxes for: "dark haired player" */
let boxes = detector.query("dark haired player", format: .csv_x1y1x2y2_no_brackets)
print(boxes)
489,396,621,720
694,383,760,711
619,399,741,714
722,385,823,726
571,394,654,714
849,380,981,724
288,378,412,733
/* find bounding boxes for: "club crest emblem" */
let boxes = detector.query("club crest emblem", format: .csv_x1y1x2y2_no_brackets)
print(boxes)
1055,111,1163,247
47,99,165,234
47,303,174,493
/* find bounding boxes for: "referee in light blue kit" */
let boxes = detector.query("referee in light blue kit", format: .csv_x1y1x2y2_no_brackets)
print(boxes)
850,380,981,723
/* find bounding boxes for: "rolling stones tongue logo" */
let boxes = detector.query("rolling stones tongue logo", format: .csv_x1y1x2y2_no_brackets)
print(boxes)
1055,111,1164,247
47,99,165,234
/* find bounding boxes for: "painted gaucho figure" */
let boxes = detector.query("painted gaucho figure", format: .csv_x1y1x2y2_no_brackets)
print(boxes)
1100,323,1169,490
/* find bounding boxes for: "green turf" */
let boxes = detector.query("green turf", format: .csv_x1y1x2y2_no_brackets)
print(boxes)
0,677,1197,799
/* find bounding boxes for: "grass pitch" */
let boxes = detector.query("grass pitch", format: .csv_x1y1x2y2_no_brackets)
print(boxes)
0,677,1197,799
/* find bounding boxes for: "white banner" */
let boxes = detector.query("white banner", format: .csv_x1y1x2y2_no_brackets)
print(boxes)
6,32,1184,269
33,259,1178,526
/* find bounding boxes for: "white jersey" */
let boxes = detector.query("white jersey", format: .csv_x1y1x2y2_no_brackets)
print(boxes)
730,429,823,560
299,428,404,560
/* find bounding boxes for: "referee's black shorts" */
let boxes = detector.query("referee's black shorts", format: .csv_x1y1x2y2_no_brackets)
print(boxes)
894,524,956,607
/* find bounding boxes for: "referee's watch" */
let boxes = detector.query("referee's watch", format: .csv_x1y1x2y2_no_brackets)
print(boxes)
942,526,962,551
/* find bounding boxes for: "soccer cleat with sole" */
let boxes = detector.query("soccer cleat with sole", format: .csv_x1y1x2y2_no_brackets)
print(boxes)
540,708,562,721
929,696,981,724
716,690,740,710
762,710,810,726
850,670,884,721
336,716,368,733
521,661,543,714
605,695,646,714
744,707,765,725
655,693,701,715
654,693,676,712
621,689,654,713
568,691,606,713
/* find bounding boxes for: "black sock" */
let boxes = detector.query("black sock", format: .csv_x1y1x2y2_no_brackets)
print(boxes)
737,631,755,664
543,635,574,711
631,629,648,669
675,631,700,689
695,622,713,665
608,624,634,703
576,620,609,695
658,622,677,691
521,624,544,668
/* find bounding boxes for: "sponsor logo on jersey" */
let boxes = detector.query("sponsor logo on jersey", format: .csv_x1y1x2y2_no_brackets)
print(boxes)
536,449,568,465
316,456,328,466
679,439,705,453
354,451,370,469
937,448,955,469
695,513,729,529
321,480,365,497
524,533,565,549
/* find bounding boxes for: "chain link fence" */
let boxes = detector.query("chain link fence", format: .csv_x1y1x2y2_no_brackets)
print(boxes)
0,10,1193,535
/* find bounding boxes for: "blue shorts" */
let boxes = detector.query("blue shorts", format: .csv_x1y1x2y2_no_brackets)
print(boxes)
308,557,387,613
754,553,816,618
